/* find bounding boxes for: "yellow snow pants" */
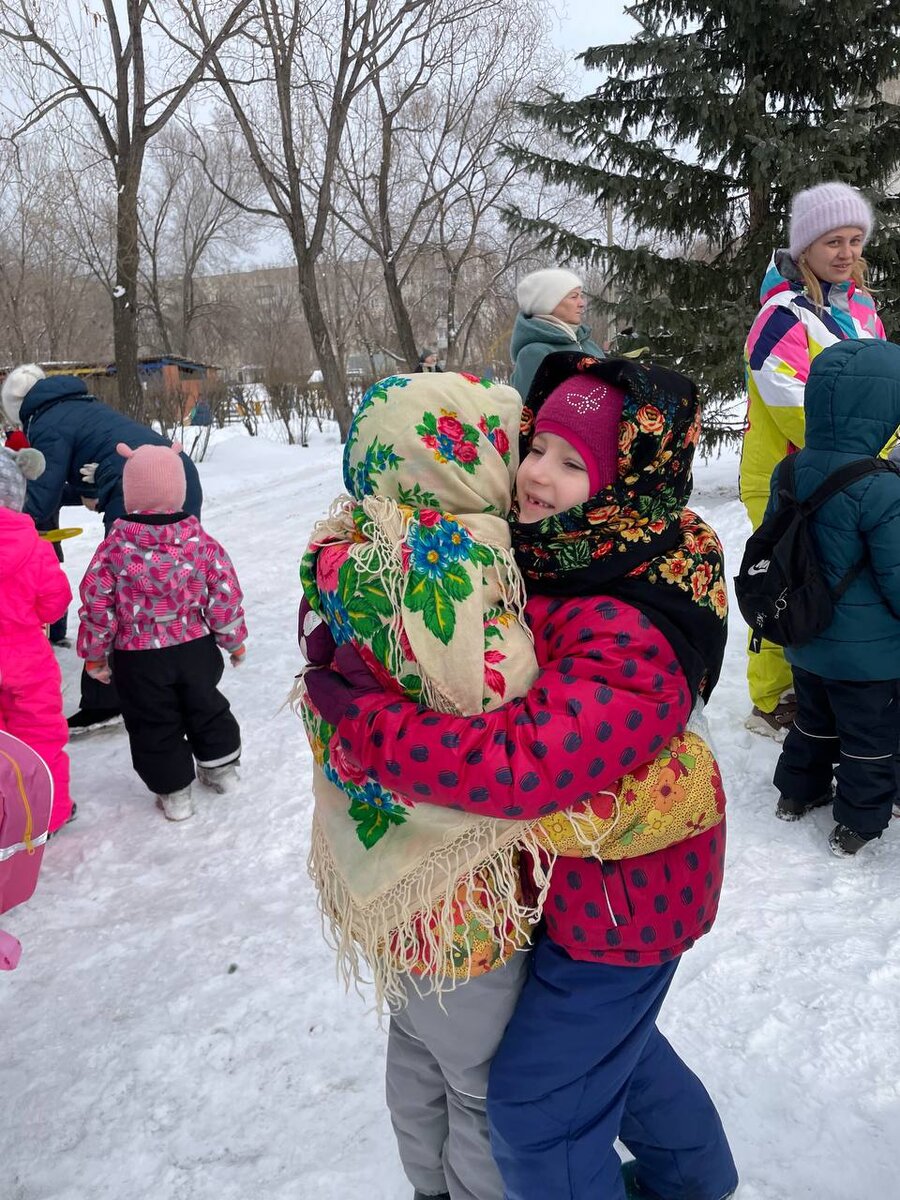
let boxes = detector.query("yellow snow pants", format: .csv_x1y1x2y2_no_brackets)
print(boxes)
743,492,794,712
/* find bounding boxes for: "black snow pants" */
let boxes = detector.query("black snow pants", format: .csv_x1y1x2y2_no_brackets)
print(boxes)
774,665,900,838
112,634,241,796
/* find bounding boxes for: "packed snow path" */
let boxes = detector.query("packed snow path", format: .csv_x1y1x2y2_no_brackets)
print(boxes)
2,426,897,1200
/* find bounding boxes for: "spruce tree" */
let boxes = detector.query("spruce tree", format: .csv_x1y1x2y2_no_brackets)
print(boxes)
504,1,900,430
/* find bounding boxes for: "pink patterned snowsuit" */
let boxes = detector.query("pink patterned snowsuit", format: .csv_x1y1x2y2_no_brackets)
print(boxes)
77,515,246,798
0,510,72,832
77,515,246,658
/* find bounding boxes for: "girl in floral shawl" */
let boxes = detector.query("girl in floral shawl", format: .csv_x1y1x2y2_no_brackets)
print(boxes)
307,354,738,1200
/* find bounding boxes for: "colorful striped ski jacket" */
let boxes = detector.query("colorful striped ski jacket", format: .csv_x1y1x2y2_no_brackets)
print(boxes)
740,251,884,513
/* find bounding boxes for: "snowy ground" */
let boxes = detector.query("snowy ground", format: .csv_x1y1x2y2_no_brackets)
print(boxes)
2,421,898,1200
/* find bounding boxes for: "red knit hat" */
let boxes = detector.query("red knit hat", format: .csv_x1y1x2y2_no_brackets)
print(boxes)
534,375,625,493
118,441,186,513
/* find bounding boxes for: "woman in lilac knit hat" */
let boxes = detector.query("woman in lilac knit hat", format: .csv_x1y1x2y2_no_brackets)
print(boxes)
739,181,885,745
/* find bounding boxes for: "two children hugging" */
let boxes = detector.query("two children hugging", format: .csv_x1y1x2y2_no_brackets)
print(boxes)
77,441,247,821
300,361,737,1200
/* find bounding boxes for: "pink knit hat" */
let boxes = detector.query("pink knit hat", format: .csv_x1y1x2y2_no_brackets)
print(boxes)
534,375,625,493
789,182,872,259
118,442,186,513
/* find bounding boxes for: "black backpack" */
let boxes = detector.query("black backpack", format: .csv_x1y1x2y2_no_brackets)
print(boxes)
735,455,896,651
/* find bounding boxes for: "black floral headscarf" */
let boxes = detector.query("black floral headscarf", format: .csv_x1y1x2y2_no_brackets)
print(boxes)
512,352,728,701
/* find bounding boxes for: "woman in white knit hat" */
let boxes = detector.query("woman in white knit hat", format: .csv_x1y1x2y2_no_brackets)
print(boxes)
509,268,605,400
740,181,885,743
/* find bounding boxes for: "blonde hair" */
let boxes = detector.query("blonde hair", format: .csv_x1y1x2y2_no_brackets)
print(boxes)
798,256,872,309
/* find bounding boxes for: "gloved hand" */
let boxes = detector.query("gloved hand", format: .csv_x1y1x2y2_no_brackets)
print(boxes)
303,643,384,727
298,595,336,666
230,644,246,667
86,658,111,684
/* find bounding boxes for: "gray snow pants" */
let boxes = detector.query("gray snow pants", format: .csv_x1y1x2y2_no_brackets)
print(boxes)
386,951,529,1200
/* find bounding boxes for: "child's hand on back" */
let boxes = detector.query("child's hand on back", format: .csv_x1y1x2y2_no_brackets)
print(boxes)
230,645,246,667
304,643,383,727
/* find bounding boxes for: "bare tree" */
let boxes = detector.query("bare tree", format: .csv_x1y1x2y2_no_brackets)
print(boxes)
138,116,258,356
0,137,111,361
52,125,119,331
313,222,387,377
0,0,252,407
174,0,487,439
330,2,562,371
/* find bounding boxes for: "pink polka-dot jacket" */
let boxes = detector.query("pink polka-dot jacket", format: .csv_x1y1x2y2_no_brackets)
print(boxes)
77,515,247,659
333,594,725,967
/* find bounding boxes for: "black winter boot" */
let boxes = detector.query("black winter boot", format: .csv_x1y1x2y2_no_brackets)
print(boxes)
828,823,879,857
775,790,832,822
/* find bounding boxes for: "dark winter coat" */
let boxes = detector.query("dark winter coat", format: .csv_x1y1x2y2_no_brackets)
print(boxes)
335,592,724,967
21,376,202,531
509,313,605,401
764,338,900,681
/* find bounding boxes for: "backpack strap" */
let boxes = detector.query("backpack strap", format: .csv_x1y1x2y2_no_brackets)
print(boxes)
800,457,897,599
776,453,798,505
801,457,895,515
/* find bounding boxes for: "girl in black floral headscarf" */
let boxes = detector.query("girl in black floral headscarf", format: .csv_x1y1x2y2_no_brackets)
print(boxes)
514,350,729,702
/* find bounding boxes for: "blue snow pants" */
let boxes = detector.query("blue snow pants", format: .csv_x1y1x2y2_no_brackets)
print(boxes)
487,937,738,1200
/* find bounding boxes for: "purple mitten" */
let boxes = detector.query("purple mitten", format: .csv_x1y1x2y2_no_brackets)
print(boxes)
334,643,382,691
304,644,384,727
298,595,337,666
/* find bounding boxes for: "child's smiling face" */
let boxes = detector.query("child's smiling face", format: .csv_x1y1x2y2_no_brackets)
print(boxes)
515,431,592,522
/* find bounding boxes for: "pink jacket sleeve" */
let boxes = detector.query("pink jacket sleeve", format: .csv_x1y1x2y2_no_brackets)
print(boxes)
332,600,691,820
76,534,118,661
200,533,247,653
34,541,72,625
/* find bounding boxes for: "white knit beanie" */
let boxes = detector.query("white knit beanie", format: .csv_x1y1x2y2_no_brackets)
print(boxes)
789,183,873,260
0,446,45,511
1,363,45,428
516,268,583,317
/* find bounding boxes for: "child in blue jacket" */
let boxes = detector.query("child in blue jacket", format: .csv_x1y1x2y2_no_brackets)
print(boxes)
770,338,900,855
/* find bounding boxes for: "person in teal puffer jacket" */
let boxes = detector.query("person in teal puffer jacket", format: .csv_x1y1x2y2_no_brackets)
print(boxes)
768,338,900,857
509,268,604,400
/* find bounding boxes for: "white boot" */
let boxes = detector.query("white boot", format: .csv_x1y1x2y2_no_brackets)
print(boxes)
156,785,195,822
196,761,239,794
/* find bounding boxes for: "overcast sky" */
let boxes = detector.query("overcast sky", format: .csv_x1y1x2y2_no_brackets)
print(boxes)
551,0,639,91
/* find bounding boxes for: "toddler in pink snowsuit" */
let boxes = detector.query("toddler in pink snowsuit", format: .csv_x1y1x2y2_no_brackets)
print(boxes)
0,446,72,833
77,442,247,822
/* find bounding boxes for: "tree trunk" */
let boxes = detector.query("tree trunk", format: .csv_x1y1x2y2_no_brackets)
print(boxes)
748,183,769,239
181,271,194,358
376,111,419,371
382,257,420,371
114,157,144,417
294,252,353,440
445,261,459,367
